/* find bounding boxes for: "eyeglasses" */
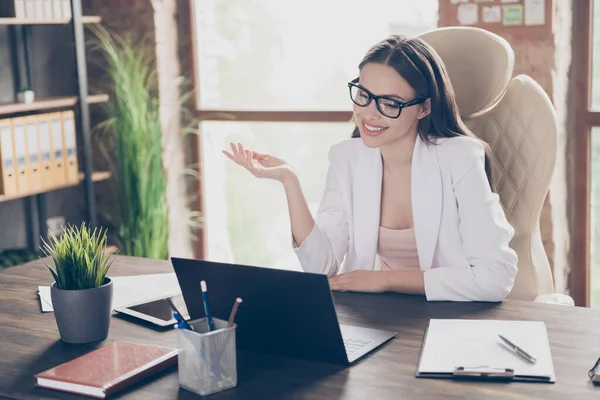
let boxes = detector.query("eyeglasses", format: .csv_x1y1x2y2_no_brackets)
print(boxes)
589,356,600,380
348,78,426,119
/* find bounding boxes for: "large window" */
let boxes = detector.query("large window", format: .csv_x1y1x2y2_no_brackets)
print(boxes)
575,0,600,306
189,0,438,269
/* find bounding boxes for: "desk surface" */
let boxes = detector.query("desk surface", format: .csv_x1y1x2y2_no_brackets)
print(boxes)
1,256,600,399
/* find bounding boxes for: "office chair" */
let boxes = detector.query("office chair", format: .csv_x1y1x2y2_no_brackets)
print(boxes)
419,27,574,306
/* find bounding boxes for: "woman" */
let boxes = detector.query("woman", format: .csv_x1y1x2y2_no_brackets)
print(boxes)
223,35,518,302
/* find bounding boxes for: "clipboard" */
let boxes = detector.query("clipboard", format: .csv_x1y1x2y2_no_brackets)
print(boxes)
416,319,555,383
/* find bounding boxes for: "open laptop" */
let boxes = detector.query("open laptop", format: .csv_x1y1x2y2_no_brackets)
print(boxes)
170,258,397,365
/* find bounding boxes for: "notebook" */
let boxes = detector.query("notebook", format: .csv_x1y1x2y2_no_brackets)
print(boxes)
35,341,179,398
416,319,555,383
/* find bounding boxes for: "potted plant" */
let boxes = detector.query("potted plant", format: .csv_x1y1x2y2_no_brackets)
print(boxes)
42,222,114,344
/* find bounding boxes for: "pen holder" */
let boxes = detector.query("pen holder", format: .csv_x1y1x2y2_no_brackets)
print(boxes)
177,317,237,396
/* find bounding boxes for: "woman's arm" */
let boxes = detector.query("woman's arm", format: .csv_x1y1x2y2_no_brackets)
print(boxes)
292,144,350,277
223,141,350,277
329,269,425,295
423,144,518,302
281,172,315,247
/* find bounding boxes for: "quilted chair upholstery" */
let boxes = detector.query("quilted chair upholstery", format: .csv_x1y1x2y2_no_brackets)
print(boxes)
418,27,574,306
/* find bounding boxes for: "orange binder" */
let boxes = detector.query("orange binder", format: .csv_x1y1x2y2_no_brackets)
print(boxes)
61,110,78,184
37,114,53,189
0,119,18,195
12,117,28,193
48,112,66,186
24,115,41,191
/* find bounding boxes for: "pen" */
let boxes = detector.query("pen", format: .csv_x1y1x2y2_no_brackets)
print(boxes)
200,280,215,331
227,297,243,328
166,297,194,331
498,334,537,363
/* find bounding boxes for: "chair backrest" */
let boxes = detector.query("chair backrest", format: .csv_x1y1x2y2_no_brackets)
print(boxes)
418,27,556,300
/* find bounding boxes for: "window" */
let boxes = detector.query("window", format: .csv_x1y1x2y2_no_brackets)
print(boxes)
188,0,438,269
574,0,600,306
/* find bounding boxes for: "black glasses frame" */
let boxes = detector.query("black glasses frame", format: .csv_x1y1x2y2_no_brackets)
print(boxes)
589,356,600,379
348,78,426,119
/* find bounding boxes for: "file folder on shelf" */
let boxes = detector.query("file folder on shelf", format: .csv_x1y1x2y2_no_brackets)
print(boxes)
43,0,53,20
24,115,42,191
61,0,70,19
0,119,18,195
51,0,61,20
416,319,555,383
25,0,35,20
12,117,28,193
37,114,53,188
61,110,78,184
48,112,66,187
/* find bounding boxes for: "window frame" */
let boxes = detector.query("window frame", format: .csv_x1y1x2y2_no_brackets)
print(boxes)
573,0,594,306
179,0,352,259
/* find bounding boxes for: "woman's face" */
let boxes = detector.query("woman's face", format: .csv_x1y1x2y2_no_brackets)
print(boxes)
352,62,428,149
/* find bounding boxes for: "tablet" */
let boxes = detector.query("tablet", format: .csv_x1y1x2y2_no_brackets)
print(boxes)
114,294,190,328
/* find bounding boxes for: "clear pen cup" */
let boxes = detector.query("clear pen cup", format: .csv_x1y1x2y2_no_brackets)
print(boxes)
177,317,237,396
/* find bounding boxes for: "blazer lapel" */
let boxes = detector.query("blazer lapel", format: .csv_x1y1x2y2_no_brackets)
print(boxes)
352,144,382,272
412,137,443,270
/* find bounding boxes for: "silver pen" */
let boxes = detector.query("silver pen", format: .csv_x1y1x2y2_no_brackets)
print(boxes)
498,334,537,364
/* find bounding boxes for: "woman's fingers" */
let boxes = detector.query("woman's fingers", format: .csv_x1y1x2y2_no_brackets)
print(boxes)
222,150,235,160
224,142,274,177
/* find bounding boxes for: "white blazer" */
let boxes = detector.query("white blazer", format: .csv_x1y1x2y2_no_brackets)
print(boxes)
294,135,518,302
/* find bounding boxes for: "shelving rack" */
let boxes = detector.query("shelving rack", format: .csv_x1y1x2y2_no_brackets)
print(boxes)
1,0,108,250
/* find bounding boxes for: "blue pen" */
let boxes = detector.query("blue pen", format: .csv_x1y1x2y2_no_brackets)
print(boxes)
200,280,215,331
173,311,194,331
166,297,194,331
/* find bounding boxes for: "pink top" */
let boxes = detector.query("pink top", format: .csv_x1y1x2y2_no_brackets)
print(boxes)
376,226,421,270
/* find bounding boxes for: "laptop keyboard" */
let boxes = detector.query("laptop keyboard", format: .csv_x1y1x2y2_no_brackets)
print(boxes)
343,336,372,355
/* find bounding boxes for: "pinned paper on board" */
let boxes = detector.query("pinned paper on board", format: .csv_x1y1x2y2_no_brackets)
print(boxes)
457,4,478,26
450,0,469,4
475,0,494,3
501,0,520,3
524,0,545,26
502,4,524,26
482,6,502,23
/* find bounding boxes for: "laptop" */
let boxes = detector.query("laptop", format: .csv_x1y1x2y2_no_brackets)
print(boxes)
170,258,397,366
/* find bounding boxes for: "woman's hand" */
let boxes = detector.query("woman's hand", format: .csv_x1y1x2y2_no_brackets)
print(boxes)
223,142,294,183
329,270,390,293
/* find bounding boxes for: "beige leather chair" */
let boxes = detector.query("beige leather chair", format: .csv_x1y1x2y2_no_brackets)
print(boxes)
418,27,574,306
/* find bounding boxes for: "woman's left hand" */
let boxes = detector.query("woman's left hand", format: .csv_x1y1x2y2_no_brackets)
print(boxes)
329,270,389,293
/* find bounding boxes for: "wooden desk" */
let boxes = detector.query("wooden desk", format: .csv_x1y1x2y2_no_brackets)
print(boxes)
1,256,599,399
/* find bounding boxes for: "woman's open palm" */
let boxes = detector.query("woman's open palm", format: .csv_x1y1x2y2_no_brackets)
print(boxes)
223,142,292,182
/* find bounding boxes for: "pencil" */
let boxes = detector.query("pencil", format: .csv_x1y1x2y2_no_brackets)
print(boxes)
227,297,243,328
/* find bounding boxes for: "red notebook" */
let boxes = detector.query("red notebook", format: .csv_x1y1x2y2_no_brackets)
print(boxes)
34,341,179,398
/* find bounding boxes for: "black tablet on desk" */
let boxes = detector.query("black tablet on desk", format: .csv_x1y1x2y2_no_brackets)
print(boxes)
114,294,190,328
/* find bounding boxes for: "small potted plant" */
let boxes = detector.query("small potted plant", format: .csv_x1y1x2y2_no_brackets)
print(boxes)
42,222,114,344
16,87,35,103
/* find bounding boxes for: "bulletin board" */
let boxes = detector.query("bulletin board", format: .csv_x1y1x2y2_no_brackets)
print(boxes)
440,0,551,35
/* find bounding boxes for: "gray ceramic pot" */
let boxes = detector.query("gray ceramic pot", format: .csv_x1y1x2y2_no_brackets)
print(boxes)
50,277,113,344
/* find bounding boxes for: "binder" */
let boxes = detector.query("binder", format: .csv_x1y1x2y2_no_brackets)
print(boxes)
24,115,42,191
15,0,26,18
43,0,52,20
61,110,78,184
25,0,35,19
0,119,18,195
51,0,61,20
12,117,28,193
37,114,53,188
416,319,555,383
34,0,43,19
61,0,70,20
48,112,66,186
